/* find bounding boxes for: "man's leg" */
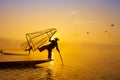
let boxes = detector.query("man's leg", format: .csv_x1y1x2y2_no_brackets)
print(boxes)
38,45,47,52
48,50,52,60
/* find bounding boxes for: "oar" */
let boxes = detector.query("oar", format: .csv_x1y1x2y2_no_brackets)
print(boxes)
58,52,64,65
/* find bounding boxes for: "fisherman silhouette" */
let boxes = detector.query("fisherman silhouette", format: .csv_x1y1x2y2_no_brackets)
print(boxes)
38,37,60,60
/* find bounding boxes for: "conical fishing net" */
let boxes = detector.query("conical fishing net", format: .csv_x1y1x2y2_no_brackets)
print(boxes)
20,28,57,51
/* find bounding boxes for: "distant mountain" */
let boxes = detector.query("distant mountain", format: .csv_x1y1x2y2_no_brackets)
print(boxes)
0,38,24,49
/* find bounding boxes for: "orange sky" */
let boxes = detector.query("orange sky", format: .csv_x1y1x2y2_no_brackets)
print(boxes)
0,0,120,49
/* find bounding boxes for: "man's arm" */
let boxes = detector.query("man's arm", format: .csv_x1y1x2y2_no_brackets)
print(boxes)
49,37,52,42
56,43,60,53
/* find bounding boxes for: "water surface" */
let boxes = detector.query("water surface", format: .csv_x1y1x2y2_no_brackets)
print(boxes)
0,43,120,80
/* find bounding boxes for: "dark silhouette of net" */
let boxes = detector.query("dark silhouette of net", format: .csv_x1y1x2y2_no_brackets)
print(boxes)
20,28,57,51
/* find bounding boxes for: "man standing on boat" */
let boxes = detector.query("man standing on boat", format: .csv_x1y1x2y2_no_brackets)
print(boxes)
38,37,60,60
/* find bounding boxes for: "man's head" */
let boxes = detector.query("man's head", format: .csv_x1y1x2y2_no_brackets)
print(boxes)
54,38,59,41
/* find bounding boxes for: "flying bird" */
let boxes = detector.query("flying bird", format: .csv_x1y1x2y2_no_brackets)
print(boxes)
110,24,114,27
87,32,89,34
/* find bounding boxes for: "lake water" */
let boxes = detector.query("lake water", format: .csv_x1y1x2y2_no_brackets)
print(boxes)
0,43,120,80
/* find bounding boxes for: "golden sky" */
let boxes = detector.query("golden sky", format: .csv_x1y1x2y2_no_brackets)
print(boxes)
0,0,120,49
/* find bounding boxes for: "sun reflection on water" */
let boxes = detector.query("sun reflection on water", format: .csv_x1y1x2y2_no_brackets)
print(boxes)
51,52,54,60
50,52,54,65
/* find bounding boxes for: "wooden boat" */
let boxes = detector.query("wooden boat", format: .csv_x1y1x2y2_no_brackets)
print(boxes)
0,60,52,68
